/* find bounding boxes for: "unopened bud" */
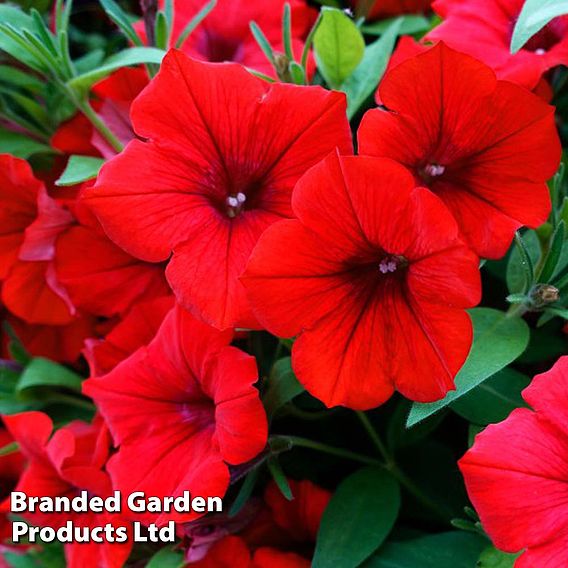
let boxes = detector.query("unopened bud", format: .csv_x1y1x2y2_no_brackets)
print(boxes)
529,284,560,308
274,53,292,83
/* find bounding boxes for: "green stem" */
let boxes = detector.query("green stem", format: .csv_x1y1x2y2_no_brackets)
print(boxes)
506,301,529,319
77,100,124,154
356,411,392,465
356,411,451,521
283,435,381,466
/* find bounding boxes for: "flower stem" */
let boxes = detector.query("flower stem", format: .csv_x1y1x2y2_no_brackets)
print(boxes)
355,411,451,521
77,100,124,154
281,435,381,466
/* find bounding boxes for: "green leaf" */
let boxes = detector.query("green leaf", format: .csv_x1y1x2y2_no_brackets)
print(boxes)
67,47,166,90
342,18,401,119
313,467,400,568
507,230,541,294
154,11,170,50
55,155,105,186
229,467,260,517
450,367,531,425
0,65,44,92
175,0,217,49
407,308,530,427
263,357,304,419
146,546,185,568
538,220,565,283
267,456,293,500
511,0,568,53
17,357,83,393
0,129,51,158
250,21,276,65
0,441,19,457
477,546,521,568
0,6,40,70
99,0,143,47
313,7,365,89
365,532,487,567
363,14,430,36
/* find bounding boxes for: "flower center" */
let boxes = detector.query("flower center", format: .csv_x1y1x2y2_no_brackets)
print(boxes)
417,162,446,186
378,255,406,274
225,192,246,218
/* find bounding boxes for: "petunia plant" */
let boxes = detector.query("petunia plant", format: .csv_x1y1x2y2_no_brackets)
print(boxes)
0,1,567,567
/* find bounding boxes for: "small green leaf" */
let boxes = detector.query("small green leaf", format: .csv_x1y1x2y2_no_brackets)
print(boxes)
229,467,260,517
511,0,568,53
263,357,304,420
407,308,530,427
313,7,365,89
175,0,217,49
154,11,170,50
17,357,83,393
99,0,143,47
267,456,293,501
342,18,401,119
538,220,565,283
67,47,166,90
477,546,521,568
363,14,430,36
365,532,487,567
250,21,276,65
0,441,19,457
450,367,531,425
0,129,51,158
507,230,540,294
314,467,400,568
56,155,105,186
289,61,306,84
146,546,185,568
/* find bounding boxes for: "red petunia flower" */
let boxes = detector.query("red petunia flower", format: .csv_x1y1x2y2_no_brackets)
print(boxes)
358,42,561,259
428,0,568,89
242,153,481,410
83,305,268,525
3,412,132,568
352,0,431,20
136,0,316,78
85,50,352,330
460,356,568,567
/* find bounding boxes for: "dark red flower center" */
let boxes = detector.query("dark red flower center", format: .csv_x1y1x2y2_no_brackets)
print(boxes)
199,31,244,63
178,399,215,430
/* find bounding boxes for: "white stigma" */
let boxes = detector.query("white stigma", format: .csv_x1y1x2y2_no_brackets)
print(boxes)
226,196,239,207
424,164,446,177
535,48,546,55
236,192,246,204
379,259,397,274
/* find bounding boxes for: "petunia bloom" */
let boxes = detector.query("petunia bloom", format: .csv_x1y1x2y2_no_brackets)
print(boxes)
83,304,268,525
3,412,132,568
85,50,352,330
428,0,568,89
242,153,481,410
136,0,316,78
358,42,561,259
460,356,568,567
